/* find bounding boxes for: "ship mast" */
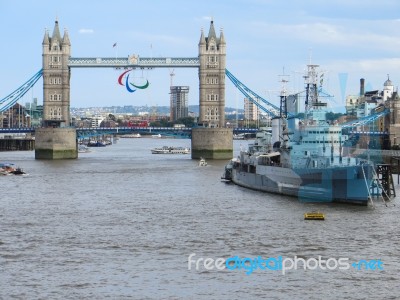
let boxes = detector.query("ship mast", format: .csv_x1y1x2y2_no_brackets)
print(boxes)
279,69,289,118
304,64,320,115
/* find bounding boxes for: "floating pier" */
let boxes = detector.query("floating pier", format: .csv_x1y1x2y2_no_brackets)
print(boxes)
0,138,35,151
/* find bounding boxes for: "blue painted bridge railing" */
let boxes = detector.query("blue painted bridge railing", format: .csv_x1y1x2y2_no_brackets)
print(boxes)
0,126,258,138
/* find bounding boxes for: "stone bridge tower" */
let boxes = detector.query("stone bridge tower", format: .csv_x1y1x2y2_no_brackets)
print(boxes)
42,19,71,127
198,20,226,128
191,20,232,159
35,20,77,159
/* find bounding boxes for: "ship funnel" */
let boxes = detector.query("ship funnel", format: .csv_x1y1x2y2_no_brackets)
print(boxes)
360,78,365,96
271,117,284,146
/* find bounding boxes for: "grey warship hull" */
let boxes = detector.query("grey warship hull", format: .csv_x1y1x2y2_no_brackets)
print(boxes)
229,163,373,205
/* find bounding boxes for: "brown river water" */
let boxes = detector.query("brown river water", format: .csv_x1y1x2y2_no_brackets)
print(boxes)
1,138,399,299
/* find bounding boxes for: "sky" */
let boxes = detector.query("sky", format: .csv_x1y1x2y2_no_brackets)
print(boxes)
1,0,400,112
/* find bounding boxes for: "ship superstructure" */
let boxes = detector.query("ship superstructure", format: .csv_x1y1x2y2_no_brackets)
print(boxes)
223,64,375,205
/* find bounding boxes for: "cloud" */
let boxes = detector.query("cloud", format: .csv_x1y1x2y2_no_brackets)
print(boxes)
243,18,400,59
79,28,94,34
201,16,212,21
327,58,400,74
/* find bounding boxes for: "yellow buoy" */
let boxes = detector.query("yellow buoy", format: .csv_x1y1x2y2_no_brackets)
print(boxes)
304,212,325,220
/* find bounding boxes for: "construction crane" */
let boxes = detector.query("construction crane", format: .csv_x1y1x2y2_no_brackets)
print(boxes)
169,69,175,87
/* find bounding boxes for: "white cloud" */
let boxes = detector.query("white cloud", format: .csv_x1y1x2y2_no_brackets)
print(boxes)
79,28,94,34
249,19,400,51
327,58,400,75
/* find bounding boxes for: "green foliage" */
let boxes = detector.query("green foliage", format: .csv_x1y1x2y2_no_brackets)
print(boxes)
150,117,196,128
176,117,195,127
150,119,172,127
108,114,117,121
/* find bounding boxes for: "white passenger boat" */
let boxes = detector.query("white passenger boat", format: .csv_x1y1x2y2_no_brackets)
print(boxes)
121,133,141,138
151,146,190,154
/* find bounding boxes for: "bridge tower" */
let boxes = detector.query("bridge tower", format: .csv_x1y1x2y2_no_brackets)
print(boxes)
42,19,71,126
35,20,77,159
192,20,232,159
198,20,226,128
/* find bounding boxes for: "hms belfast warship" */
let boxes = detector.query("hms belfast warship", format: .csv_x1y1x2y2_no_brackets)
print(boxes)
222,64,374,205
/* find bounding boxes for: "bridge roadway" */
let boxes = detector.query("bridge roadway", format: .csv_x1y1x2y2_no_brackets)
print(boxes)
68,57,200,68
0,127,258,138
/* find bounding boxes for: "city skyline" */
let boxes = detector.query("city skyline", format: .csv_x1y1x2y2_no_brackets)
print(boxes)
1,0,400,113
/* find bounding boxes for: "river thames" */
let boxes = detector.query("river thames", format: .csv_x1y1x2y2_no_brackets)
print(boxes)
1,137,399,299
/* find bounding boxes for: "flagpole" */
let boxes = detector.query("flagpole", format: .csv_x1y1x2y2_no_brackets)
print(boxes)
113,42,118,64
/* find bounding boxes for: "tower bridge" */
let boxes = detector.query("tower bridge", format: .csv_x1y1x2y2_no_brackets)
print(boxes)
2,20,392,159
41,19,226,130
32,19,231,159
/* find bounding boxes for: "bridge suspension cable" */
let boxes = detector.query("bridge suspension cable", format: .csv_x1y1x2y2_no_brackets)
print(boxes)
0,69,43,112
340,108,390,129
225,69,291,118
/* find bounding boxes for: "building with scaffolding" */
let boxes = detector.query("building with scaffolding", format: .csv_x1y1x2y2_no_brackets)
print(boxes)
244,97,259,127
170,86,189,121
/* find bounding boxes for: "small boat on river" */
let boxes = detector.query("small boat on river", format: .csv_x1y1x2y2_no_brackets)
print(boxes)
198,157,208,166
0,163,27,176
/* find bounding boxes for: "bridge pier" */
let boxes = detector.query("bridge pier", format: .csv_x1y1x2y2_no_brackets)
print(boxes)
191,128,233,159
35,128,77,159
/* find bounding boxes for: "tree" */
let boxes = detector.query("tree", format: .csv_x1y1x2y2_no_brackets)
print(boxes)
108,114,117,122
176,117,195,127
150,118,171,127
